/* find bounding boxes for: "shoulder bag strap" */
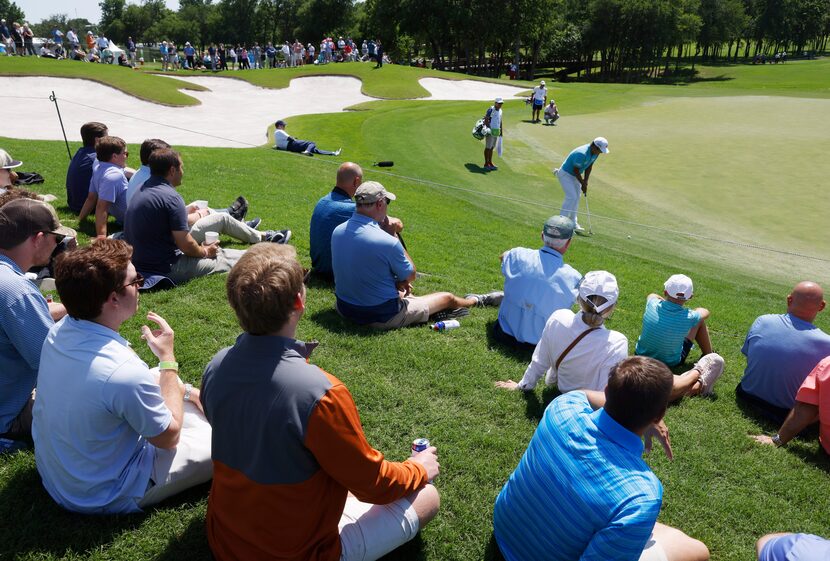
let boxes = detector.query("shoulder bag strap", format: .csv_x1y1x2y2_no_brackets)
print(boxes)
555,327,600,371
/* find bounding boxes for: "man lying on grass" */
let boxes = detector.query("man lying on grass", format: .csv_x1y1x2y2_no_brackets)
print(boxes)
201,243,440,560
331,181,502,330
33,239,212,513
494,356,710,561
273,119,341,157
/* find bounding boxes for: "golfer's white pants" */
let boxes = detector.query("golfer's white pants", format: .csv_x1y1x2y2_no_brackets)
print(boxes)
557,170,581,225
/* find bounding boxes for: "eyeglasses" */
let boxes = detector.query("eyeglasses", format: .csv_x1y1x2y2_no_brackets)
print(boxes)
120,273,144,290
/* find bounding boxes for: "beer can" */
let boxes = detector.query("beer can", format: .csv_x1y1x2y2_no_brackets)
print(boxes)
411,438,430,453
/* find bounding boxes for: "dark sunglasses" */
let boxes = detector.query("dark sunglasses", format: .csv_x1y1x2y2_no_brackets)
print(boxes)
42,231,66,244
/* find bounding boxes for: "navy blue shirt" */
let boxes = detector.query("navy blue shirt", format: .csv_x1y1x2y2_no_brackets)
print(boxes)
65,146,96,214
124,175,189,275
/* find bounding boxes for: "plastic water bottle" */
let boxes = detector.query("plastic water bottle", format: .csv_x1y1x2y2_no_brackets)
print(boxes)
430,320,461,332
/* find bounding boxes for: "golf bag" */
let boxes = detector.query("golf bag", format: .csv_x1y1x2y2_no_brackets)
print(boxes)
472,118,491,140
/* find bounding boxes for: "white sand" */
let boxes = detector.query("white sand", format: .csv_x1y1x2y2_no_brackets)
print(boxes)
0,74,526,147
417,78,526,100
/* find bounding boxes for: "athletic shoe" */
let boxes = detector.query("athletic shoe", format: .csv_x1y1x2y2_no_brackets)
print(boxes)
430,307,470,322
693,353,725,396
465,291,504,307
490,164,498,170
301,150,313,157
263,229,292,244
245,217,261,230
227,196,249,221
334,148,342,156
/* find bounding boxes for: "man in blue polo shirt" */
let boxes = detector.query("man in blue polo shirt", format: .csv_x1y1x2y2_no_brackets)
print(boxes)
309,162,402,279
494,356,710,561
494,215,581,350
65,122,108,214
331,181,501,330
0,199,72,444
738,281,830,423
555,137,608,233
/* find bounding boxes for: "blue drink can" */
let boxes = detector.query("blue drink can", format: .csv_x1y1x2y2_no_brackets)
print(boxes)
411,438,430,453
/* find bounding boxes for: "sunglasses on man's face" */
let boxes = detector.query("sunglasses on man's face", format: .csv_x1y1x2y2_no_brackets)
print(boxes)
120,273,144,290
42,231,66,244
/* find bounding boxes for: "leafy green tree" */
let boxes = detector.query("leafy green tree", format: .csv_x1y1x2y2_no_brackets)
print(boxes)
297,0,354,42
0,0,24,25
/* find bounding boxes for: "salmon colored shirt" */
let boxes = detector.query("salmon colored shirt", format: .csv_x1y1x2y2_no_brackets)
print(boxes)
795,355,830,454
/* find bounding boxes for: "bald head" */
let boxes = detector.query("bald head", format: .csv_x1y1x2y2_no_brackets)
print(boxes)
787,281,825,322
335,162,363,197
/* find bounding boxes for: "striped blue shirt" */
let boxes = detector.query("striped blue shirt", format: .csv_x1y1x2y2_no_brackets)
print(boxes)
0,254,54,433
635,296,700,366
493,392,662,561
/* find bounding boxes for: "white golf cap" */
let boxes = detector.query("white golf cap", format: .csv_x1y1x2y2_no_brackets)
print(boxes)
494,97,504,104
664,274,694,300
593,137,610,153
579,271,619,313
540,80,545,85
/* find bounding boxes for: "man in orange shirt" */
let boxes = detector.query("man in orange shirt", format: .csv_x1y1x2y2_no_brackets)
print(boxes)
201,243,440,561
753,355,830,453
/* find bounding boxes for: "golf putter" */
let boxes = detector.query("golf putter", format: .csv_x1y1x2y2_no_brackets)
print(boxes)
583,193,594,236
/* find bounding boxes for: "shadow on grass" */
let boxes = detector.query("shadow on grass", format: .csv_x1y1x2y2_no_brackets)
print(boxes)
308,308,388,338
484,531,506,560
0,464,146,558
464,163,489,174
156,513,212,560
484,320,534,363
374,532,428,560
521,386,562,421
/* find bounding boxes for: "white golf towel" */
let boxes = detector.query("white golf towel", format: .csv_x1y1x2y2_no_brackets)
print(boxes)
496,136,503,157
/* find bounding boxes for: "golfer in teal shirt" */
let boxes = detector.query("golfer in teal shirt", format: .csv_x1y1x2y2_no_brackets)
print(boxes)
556,137,608,232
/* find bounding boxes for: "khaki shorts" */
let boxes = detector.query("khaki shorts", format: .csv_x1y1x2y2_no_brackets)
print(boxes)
339,494,419,561
485,134,498,149
369,296,431,330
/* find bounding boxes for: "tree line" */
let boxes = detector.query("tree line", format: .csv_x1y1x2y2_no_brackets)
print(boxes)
4,0,829,81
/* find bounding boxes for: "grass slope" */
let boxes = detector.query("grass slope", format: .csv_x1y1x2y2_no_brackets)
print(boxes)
2,58,830,561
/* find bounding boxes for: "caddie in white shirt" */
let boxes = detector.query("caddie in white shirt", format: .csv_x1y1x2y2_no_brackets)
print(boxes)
531,80,547,123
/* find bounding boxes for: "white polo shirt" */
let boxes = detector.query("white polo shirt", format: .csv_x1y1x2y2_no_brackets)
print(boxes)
274,128,290,150
517,309,628,393
532,86,547,102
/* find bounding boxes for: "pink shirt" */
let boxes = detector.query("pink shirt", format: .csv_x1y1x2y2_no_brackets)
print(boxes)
795,355,830,454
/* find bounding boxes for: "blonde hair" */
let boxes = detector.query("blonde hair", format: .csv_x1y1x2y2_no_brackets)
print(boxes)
579,294,614,327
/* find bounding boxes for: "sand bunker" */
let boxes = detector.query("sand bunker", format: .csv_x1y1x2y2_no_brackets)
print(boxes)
0,74,526,147
417,78,526,100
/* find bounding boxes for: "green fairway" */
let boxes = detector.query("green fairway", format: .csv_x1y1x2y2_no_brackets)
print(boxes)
1,59,830,561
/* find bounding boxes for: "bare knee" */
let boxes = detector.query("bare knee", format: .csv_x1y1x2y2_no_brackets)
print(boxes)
756,533,792,559
654,522,709,561
695,307,710,321
408,484,440,528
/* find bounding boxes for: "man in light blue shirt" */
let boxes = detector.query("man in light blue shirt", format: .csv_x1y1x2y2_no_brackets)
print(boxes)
331,181,501,329
495,215,581,348
493,356,709,561
33,239,212,514
555,137,608,232
0,199,72,441
738,281,830,423
78,136,130,239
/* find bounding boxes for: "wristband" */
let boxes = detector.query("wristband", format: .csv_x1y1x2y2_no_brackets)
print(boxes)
159,361,179,372
183,383,193,402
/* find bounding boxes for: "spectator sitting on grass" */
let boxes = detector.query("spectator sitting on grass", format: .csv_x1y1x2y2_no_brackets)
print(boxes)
492,215,580,351
1,148,57,203
309,162,402,279
201,243,440,560
33,239,213,514
273,120,341,157
331,181,502,330
737,281,830,424
493,356,710,561
126,138,275,246
752,354,830,454
78,136,132,239
497,271,726,400
756,532,830,561
66,121,108,214
124,148,290,286
0,199,72,445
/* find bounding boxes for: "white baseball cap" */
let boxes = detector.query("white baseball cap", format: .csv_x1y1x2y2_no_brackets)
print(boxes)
579,271,619,313
664,274,693,300
540,80,545,85
494,97,504,104
593,137,610,153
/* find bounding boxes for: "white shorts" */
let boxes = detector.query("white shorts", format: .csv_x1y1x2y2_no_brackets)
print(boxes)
339,494,420,561
639,534,669,561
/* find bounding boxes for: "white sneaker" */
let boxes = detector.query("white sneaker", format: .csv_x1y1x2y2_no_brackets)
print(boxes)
334,148,342,156
694,353,725,396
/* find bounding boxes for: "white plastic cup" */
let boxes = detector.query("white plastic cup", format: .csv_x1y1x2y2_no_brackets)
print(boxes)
192,200,208,209
204,231,219,245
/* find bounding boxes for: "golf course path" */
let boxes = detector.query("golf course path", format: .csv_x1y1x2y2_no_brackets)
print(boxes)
0,75,525,147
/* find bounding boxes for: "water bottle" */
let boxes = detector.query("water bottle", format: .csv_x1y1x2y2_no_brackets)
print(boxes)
430,320,461,332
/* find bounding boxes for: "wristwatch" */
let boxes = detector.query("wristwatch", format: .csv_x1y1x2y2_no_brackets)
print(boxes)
183,383,193,403
771,433,785,447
